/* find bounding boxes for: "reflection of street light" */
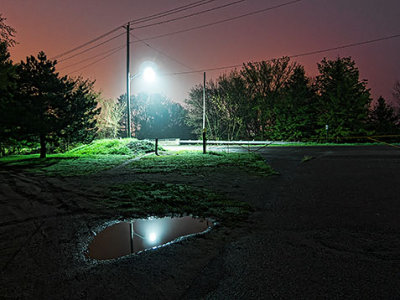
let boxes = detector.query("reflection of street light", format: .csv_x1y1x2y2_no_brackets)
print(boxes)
126,65,157,137
148,232,157,243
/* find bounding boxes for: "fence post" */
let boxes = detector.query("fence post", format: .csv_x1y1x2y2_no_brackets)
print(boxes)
203,130,207,154
155,138,159,156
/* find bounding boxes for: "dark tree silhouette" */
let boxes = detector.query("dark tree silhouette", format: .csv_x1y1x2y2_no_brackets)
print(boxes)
369,96,398,135
315,57,372,140
0,14,16,48
272,66,318,141
0,16,16,156
14,52,99,158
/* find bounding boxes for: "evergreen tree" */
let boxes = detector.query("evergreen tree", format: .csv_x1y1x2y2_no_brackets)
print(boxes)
315,57,372,140
0,15,16,156
0,14,16,48
369,96,398,135
272,66,317,141
14,51,99,158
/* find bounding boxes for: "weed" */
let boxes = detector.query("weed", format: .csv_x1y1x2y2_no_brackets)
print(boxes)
301,155,315,163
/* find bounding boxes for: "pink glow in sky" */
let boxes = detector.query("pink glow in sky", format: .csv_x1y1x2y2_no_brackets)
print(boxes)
2,0,400,105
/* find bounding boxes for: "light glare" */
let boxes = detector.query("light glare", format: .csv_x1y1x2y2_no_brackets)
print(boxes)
143,67,156,83
149,232,157,242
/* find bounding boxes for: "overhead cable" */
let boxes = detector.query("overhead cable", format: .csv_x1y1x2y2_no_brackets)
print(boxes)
163,33,400,76
134,0,245,29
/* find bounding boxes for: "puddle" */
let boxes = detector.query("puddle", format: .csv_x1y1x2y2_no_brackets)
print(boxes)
86,216,213,260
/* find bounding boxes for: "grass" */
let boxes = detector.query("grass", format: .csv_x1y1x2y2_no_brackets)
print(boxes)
67,138,158,155
0,139,160,176
0,141,275,178
99,182,252,223
128,151,276,176
0,153,129,176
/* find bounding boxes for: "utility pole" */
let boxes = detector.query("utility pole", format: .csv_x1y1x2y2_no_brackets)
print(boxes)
126,23,131,138
203,72,206,130
202,72,206,154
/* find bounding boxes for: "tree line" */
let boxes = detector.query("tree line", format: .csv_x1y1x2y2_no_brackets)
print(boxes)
1,13,400,158
186,56,400,142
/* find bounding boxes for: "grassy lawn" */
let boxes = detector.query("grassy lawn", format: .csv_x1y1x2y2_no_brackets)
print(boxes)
0,147,276,178
128,151,276,176
0,139,275,223
0,139,157,176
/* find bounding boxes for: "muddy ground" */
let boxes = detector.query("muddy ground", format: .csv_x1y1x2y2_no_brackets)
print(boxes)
0,146,399,299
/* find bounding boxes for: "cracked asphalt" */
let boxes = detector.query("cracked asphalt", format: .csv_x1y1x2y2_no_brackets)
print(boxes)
0,145,399,299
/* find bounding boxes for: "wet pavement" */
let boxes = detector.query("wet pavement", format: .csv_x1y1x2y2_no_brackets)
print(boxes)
0,145,399,299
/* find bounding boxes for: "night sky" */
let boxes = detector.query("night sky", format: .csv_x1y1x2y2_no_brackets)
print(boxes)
2,0,400,105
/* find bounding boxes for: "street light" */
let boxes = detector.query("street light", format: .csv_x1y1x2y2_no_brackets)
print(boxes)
126,64,157,137
142,67,156,83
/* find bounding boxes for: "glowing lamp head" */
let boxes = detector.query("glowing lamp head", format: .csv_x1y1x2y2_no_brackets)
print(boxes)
148,232,157,243
143,67,156,83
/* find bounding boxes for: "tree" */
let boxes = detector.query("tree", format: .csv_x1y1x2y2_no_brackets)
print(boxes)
0,15,17,156
185,59,314,141
393,80,400,107
369,96,398,135
57,78,100,150
0,14,16,48
240,57,298,139
14,51,100,158
315,57,372,140
272,66,318,141
131,93,193,139
212,71,248,140
185,79,231,140
96,97,125,139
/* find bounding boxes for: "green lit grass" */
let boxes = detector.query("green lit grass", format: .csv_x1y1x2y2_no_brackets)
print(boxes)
128,151,276,176
0,153,128,176
99,182,252,223
0,139,160,176
67,138,158,155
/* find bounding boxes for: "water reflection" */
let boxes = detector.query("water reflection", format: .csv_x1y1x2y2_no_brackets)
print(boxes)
87,216,212,260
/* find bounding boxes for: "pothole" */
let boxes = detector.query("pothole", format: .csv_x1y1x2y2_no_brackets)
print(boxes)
86,216,213,260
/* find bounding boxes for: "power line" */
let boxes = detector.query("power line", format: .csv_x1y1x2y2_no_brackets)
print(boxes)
288,34,400,59
54,0,300,63
51,27,123,60
131,0,303,43
63,32,400,77
134,0,245,30
57,32,125,63
60,32,193,72
58,44,126,71
130,32,193,71
163,33,400,76
68,47,125,75
128,0,220,25
52,0,221,60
